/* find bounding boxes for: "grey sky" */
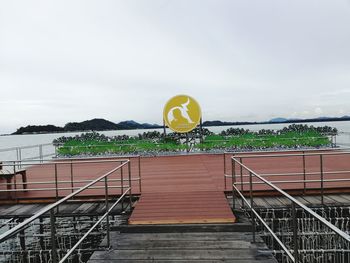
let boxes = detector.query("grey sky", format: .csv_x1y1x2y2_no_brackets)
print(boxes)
1,0,350,133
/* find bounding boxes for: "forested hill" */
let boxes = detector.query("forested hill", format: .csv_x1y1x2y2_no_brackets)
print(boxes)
12,119,161,134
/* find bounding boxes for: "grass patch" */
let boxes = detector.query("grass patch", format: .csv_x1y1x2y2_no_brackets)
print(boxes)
57,138,185,156
54,125,333,156
199,131,330,150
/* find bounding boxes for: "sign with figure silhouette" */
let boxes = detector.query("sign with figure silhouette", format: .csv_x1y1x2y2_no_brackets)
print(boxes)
163,95,201,133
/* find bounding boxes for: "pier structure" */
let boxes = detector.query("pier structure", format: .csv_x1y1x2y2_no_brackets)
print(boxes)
0,149,350,262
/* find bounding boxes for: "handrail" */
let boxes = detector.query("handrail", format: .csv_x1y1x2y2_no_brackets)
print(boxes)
0,160,129,243
0,143,52,152
0,155,142,200
0,155,140,164
0,158,130,166
231,150,350,159
225,169,350,178
59,187,130,262
232,183,295,261
224,147,349,156
231,157,350,242
223,148,349,190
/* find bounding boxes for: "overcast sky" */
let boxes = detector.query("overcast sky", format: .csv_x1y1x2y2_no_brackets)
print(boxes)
1,0,350,133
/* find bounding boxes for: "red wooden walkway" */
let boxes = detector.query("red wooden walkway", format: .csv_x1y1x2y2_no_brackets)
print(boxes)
1,151,350,223
128,155,235,224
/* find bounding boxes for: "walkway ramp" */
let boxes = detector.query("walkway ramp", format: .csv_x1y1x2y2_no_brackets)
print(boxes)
129,155,235,225
129,191,234,224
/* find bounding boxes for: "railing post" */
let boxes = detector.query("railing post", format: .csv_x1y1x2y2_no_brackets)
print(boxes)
320,154,324,206
39,144,43,163
19,219,27,263
224,153,227,190
302,151,306,195
249,171,255,243
70,161,74,193
13,161,17,201
232,158,236,210
18,148,22,169
138,155,142,193
104,176,110,248
39,217,44,249
50,210,58,263
128,161,132,210
16,147,20,163
54,164,58,202
240,157,244,208
121,162,124,211
291,202,299,262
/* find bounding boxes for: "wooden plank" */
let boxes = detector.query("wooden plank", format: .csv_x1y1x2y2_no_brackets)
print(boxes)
328,194,350,204
302,195,323,206
262,197,285,208
2,151,350,202
88,260,276,263
293,196,311,206
129,191,235,225
338,194,350,202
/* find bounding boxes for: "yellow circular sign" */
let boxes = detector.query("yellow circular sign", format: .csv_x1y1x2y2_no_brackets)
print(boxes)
163,95,202,133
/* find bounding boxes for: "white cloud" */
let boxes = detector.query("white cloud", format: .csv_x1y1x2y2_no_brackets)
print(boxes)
1,0,350,133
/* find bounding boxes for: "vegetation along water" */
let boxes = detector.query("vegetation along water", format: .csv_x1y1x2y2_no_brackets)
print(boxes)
53,124,337,156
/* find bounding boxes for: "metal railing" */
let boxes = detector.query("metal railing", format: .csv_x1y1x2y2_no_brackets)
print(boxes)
207,134,335,143
0,156,142,202
226,152,350,262
0,159,134,263
224,149,350,203
0,143,56,165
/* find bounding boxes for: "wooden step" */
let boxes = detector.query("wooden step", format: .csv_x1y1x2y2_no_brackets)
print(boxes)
129,191,235,225
88,230,277,263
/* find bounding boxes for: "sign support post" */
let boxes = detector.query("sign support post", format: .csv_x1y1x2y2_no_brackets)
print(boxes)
163,119,167,137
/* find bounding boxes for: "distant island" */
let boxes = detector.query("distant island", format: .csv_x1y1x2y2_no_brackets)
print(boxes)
202,115,350,126
12,115,350,135
12,119,162,135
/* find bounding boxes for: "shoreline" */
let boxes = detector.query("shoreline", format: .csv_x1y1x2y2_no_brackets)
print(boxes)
3,119,350,136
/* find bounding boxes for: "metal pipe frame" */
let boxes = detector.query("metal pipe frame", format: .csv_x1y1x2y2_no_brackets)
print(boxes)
224,147,349,158
233,183,295,262
0,157,141,200
0,177,141,187
1,158,131,166
0,143,52,153
223,178,350,186
0,185,130,193
231,157,350,262
59,188,131,262
223,148,350,183
0,160,129,243
232,150,350,159
224,169,350,178
231,157,350,242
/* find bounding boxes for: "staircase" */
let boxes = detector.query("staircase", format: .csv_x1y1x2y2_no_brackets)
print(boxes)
88,219,277,263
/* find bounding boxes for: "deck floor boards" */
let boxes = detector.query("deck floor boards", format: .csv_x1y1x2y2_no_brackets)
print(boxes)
1,152,350,201
2,151,350,224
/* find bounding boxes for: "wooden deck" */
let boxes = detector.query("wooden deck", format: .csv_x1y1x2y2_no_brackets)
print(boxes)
1,152,350,199
1,151,350,224
129,155,235,224
227,194,350,209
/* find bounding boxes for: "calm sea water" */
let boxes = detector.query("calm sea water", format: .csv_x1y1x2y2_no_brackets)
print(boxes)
1,121,350,161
